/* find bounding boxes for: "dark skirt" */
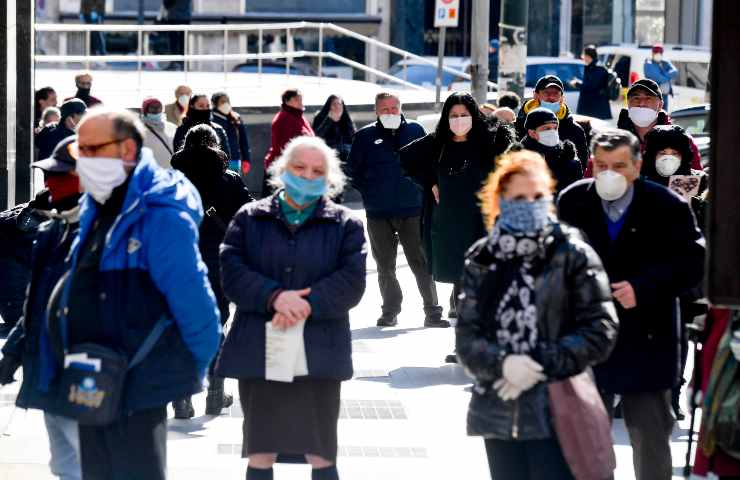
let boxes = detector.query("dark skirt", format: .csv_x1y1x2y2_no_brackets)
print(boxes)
239,378,341,462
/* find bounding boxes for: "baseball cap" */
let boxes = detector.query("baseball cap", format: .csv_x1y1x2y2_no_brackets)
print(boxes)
652,44,664,54
32,136,77,173
534,75,564,93
628,78,662,98
60,98,87,120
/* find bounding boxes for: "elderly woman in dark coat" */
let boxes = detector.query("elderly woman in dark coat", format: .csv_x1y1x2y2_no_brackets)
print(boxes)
216,135,367,480
456,150,618,479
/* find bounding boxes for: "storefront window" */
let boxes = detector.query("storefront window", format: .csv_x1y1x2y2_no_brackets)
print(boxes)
244,0,366,14
635,0,665,44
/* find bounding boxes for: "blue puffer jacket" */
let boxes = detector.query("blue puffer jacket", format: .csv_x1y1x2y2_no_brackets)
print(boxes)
54,150,221,413
346,117,425,219
216,194,367,381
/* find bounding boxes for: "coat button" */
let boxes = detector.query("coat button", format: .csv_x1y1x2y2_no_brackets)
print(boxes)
285,266,293,273
100,293,107,301
63,307,69,315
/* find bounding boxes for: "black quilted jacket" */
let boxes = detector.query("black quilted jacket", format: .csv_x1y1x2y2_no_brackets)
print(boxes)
455,223,618,440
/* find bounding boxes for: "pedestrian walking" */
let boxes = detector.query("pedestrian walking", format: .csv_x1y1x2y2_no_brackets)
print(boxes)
216,135,367,480
0,136,84,480
140,97,177,168
50,108,221,479
165,85,192,126
456,149,618,480
80,0,106,56
346,92,445,328
64,72,102,108
400,92,515,328
573,45,613,120
158,0,192,71
211,91,251,174
36,99,87,161
312,95,355,166
519,107,583,195
558,129,706,480
263,89,315,197
173,93,230,155
488,39,499,81
170,123,253,418
644,44,678,111
515,75,589,168
35,87,58,126
497,91,521,113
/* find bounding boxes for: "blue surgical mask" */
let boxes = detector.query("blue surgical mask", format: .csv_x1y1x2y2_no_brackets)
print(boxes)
281,171,327,206
539,100,561,114
498,197,553,233
144,113,163,123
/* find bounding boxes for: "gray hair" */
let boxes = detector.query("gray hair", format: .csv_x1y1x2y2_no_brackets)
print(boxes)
375,92,401,109
591,128,641,163
77,106,146,154
267,136,347,198
40,106,61,127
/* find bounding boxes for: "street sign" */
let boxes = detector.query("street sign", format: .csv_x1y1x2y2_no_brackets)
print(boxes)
434,0,460,28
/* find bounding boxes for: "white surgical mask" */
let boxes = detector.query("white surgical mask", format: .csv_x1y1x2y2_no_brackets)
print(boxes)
76,156,131,204
656,154,681,177
178,95,190,108
537,129,560,147
595,170,629,201
628,107,659,128
379,114,402,130
449,116,473,136
218,103,232,115
653,54,663,62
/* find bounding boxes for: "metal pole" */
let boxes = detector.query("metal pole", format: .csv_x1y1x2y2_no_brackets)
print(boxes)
435,27,446,109
223,29,228,84
137,0,144,25
184,30,188,82
498,0,529,98
470,0,490,104
318,24,324,83
85,30,91,69
137,30,142,96
258,29,263,79
286,28,292,78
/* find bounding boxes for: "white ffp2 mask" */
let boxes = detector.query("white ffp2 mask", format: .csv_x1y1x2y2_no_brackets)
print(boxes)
595,170,629,201
537,129,560,147
77,156,131,204
656,154,681,177
379,114,402,130
628,107,659,128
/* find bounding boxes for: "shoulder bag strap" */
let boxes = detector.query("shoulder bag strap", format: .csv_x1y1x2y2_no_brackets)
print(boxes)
144,123,173,156
128,316,173,369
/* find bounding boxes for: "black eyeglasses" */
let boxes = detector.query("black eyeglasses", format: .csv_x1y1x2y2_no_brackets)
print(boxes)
71,139,124,158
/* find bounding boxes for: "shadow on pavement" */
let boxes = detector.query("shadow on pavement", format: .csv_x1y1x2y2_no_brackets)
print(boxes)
357,365,472,389
167,415,212,439
351,326,427,341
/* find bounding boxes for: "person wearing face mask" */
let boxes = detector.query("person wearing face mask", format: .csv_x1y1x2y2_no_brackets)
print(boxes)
572,45,613,121
346,92,446,328
165,85,192,126
36,98,87,161
140,97,177,168
263,89,315,197
64,72,102,108
211,91,252,175
0,136,84,480
173,93,230,156
217,136,366,480
519,107,582,195
456,150,618,480
644,45,678,112
400,92,516,338
558,129,705,480
47,108,221,480
515,75,590,168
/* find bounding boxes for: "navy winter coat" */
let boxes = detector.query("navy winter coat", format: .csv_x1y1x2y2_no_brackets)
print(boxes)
346,117,425,219
576,61,613,120
558,178,705,394
216,194,367,381
212,111,251,164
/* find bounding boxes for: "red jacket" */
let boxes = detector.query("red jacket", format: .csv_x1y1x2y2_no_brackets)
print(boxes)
264,105,314,169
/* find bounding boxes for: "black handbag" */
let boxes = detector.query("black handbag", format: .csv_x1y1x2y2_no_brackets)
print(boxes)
54,316,171,426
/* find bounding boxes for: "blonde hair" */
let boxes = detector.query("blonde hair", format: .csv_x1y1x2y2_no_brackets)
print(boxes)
267,136,347,198
478,150,556,230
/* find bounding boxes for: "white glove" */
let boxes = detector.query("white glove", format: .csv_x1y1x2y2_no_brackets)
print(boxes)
730,330,740,361
502,355,546,391
494,379,523,401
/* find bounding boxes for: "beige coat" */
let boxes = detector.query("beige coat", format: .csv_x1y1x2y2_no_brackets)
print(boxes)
165,102,186,126
142,119,177,168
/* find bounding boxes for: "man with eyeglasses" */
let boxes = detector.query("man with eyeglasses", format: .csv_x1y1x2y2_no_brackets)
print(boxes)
49,107,220,479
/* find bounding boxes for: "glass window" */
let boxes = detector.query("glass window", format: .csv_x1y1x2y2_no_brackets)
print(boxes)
525,63,584,92
672,111,710,136
243,0,366,14
673,61,709,90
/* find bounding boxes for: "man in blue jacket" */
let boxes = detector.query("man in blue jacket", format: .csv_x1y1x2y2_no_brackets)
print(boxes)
347,92,446,328
644,44,678,111
56,108,221,479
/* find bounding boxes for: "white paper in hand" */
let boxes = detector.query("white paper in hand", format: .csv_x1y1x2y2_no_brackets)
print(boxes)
265,321,308,382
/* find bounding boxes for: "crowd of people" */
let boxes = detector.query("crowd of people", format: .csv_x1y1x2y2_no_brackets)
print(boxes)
0,44,736,480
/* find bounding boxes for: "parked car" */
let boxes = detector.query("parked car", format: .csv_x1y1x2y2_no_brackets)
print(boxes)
670,104,710,167
382,56,468,89
598,44,710,112
232,60,317,76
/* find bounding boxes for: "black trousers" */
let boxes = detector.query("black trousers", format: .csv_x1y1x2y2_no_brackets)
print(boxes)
79,407,167,480
366,216,441,318
485,438,574,480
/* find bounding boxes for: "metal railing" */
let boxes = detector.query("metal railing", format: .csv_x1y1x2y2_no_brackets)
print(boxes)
34,21,498,92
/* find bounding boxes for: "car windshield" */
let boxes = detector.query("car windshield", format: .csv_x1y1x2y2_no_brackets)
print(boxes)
672,111,710,137
526,63,584,92
386,64,458,86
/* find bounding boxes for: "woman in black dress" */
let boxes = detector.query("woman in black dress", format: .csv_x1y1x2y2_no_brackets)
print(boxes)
216,136,367,480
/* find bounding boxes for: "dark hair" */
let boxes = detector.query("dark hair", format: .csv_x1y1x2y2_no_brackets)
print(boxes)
591,128,641,162
281,89,301,105
497,91,521,111
584,45,598,62
34,87,56,115
184,123,220,150
211,91,229,108
312,95,355,136
188,93,209,110
642,125,694,183
434,92,488,145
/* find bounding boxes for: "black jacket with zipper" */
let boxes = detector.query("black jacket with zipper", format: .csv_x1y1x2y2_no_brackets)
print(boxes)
455,223,618,440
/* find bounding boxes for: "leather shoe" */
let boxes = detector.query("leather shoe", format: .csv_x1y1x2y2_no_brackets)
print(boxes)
376,315,398,327
424,317,450,328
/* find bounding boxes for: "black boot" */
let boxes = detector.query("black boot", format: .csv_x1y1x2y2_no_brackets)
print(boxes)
205,375,234,415
173,396,195,419
311,465,339,480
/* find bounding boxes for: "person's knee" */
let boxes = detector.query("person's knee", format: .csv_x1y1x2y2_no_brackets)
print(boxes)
305,454,333,469
248,453,277,469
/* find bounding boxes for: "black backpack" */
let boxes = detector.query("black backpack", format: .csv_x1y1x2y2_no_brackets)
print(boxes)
605,68,622,101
